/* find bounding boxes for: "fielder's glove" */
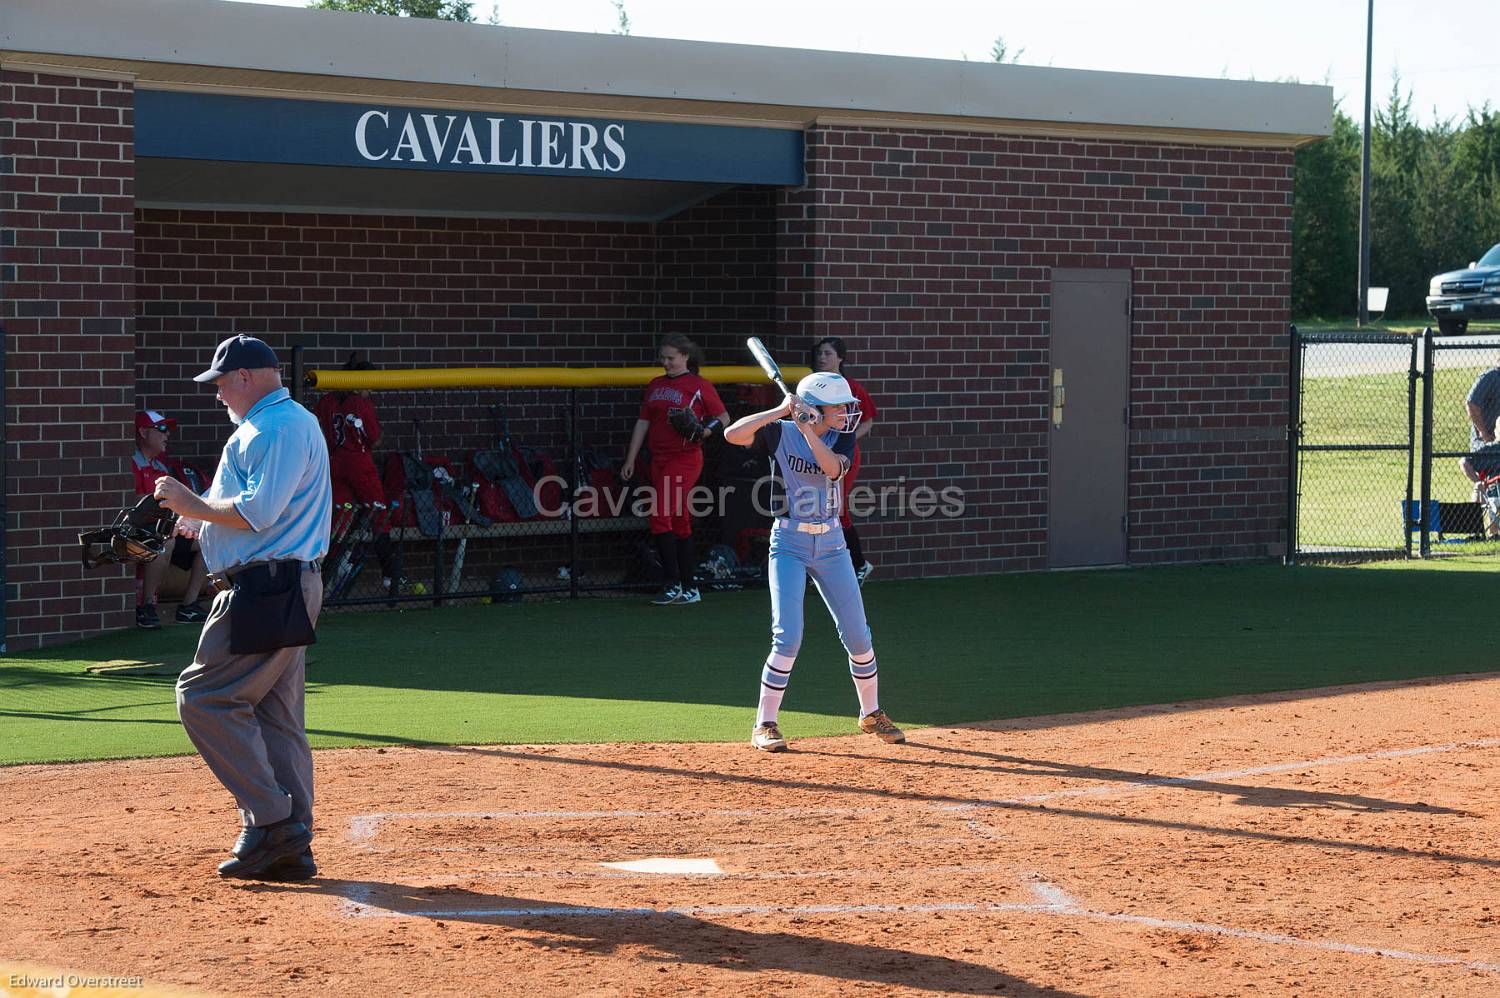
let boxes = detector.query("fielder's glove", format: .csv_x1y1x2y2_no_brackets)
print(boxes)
668,407,706,443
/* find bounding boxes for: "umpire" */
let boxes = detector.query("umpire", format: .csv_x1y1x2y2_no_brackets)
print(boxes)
153,335,332,880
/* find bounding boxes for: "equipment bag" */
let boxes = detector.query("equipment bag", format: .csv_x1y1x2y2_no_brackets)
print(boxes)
470,405,542,520
399,451,444,538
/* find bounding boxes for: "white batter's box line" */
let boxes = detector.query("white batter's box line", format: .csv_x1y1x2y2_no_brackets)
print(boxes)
348,806,882,842
948,736,1500,811
338,881,1500,975
467,863,1017,882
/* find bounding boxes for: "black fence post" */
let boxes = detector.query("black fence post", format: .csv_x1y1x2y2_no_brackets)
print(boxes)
1419,327,1435,558
1285,324,1300,565
568,388,579,600
1405,333,1418,558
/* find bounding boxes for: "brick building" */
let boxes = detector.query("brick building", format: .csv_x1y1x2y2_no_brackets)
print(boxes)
1,0,1330,650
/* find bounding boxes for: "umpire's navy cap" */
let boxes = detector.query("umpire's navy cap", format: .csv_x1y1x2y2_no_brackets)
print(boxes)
193,335,280,382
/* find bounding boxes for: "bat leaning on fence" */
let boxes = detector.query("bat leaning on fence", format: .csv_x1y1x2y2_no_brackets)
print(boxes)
322,502,361,585
446,482,482,595
325,503,374,599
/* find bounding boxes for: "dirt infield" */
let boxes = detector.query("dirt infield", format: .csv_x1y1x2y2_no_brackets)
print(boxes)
2,675,1498,997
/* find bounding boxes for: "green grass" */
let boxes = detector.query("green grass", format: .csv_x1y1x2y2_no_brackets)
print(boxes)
4,562,1499,766
1293,317,1500,335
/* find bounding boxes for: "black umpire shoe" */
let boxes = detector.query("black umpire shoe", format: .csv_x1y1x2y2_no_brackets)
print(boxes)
135,604,161,629
217,817,313,879
259,848,318,882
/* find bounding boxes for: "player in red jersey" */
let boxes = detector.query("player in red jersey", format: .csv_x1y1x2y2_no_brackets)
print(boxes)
313,354,404,593
811,338,878,584
622,335,730,605
131,409,210,628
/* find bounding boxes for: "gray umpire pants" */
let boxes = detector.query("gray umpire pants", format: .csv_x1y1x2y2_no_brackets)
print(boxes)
176,565,323,830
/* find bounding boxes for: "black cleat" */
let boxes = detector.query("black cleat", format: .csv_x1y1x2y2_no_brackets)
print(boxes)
217,818,313,879
259,848,318,882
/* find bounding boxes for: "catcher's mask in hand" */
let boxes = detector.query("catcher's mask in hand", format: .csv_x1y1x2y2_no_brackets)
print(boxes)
78,493,179,569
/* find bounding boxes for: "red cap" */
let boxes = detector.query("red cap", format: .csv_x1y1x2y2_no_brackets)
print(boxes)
136,410,177,432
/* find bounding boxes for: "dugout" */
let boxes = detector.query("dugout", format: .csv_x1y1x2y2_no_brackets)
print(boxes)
1,0,1331,649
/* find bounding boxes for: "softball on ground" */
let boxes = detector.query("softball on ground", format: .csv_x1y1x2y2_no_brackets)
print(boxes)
480,596,492,604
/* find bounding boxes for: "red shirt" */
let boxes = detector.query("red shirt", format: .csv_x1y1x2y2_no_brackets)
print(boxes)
315,393,382,454
639,373,726,458
132,450,185,496
843,374,877,426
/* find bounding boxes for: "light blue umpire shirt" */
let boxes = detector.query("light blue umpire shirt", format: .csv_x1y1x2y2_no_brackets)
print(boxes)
197,387,332,575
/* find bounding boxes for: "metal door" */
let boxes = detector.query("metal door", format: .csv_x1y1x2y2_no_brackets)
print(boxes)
1048,268,1131,568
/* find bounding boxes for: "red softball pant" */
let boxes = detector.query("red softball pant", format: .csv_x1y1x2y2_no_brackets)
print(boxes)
649,450,703,539
331,450,390,534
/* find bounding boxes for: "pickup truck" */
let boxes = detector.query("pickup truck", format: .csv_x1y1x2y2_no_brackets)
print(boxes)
1427,242,1500,334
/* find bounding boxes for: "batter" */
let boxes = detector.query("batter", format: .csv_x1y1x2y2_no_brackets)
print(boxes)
723,372,905,752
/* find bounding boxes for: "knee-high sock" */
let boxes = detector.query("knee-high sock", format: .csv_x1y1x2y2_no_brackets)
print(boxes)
849,651,879,717
676,535,697,592
373,534,400,581
845,526,865,569
654,532,679,586
757,652,796,725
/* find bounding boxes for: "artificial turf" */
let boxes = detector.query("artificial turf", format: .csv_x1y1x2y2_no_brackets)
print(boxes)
2,558,1496,766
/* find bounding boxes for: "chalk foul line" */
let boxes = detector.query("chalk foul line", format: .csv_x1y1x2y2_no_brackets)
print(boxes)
953,736,1500,811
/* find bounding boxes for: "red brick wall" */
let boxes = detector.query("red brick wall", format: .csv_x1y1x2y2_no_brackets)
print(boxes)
779,127,1292,576
1,70,136,651
135,211,662,463
135,189,779,465
656,186,778,357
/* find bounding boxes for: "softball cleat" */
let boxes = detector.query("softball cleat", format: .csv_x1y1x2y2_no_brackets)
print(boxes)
651,585,684,605
751,722,789,752
858,709,905,744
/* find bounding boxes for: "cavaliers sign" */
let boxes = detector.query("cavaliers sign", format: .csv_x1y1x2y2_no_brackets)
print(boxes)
135,92,804,186
354,111,628,172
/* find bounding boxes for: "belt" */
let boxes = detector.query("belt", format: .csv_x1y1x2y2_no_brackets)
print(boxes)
775,518,835,535
211,558,321,592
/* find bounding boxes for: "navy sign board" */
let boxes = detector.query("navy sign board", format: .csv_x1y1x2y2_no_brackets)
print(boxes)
135,91,804,187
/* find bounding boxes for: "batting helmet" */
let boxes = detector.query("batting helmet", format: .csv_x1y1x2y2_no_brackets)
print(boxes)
794,371,862,433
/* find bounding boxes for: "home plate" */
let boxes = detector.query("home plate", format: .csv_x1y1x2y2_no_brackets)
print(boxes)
600,858,723,875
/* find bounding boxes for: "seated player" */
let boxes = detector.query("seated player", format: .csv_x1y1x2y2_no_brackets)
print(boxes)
313,354,406,593
131,409,209,628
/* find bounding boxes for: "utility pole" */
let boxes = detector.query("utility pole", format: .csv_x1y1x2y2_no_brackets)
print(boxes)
1357,0,1374,326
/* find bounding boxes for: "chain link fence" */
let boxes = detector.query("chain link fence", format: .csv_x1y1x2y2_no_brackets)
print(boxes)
1288,328,1417,562
295,378,775,612
1291,327,1500,562
1417,334,1500,555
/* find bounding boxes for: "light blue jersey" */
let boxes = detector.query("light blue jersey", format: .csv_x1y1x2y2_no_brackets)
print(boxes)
751,419,857,526
199,388,332,574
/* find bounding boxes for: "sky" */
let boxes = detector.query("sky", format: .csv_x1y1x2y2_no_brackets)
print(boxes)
232,0,1497,125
